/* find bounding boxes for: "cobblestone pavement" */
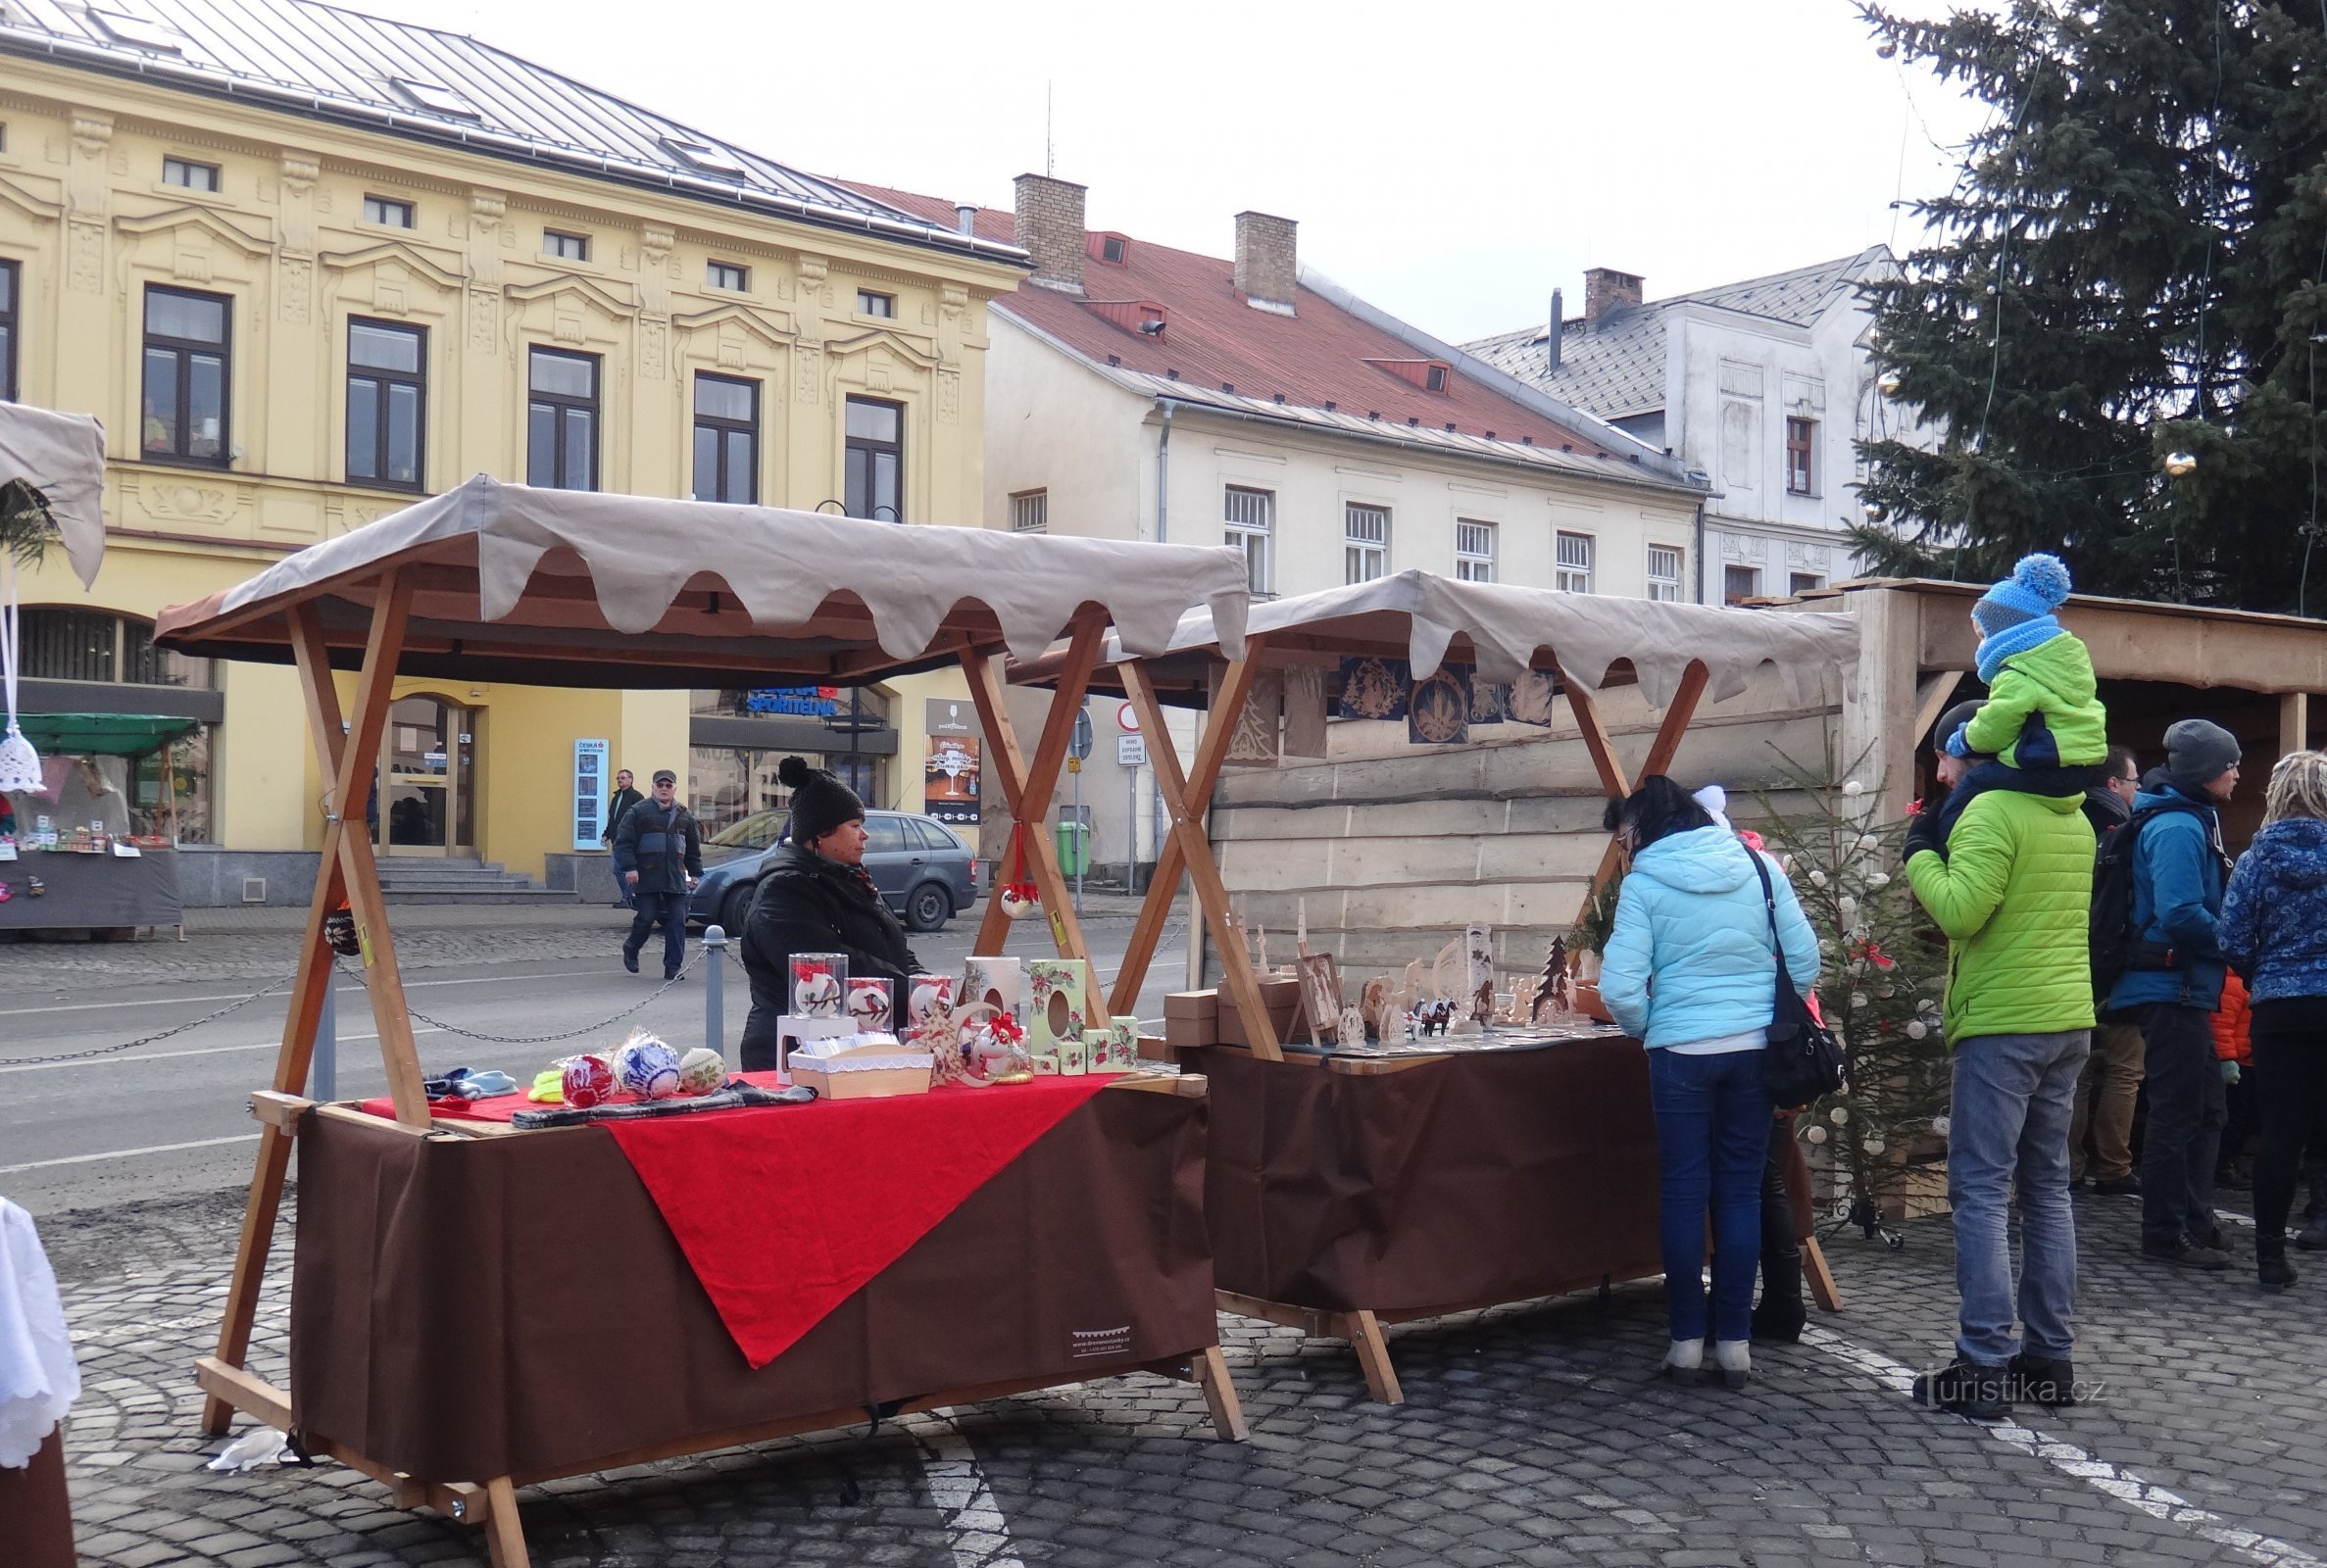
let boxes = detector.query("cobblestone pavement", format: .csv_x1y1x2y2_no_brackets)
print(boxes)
38,1177,2327,1567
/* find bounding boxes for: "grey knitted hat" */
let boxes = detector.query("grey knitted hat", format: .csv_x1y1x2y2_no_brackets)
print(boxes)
2164,719,2241,791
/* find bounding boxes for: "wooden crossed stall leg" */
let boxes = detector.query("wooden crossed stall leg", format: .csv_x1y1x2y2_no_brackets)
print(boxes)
960,614,1116,1024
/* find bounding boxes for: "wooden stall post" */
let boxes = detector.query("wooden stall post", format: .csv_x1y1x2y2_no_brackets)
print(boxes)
1122,661,1282,1061
1561,661,1710,930
2283,692,2310,760
1107,651,1263,1016
200,578,416,1433
961,613,1114,1023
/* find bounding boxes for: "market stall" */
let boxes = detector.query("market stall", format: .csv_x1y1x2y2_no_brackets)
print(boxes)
1022,569,1859,1401
0,712,194,938
154,474,1252,1568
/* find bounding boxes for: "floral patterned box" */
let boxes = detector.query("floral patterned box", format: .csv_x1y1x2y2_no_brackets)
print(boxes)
1027,958,1090,1055
1083,1028,1129,1076
1056,1036,1088,1075
1103,1016,1141,1072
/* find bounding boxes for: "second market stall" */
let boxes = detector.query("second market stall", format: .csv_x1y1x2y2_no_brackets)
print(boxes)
154,474,1253,1567
1025,569,1860,1401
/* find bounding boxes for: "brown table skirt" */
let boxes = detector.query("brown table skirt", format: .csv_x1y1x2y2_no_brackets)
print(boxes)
289,1088,1215,1484
0,1424,76,1568
1189,1039,1665,1314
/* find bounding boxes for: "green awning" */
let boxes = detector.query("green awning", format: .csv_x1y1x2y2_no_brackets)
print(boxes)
12,712,202,759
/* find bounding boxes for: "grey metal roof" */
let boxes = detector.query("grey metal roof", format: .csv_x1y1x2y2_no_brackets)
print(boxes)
0,0,1027,266
1464,248,1886,420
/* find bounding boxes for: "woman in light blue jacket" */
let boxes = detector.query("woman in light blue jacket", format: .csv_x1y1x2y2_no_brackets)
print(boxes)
1600,776,1820,1389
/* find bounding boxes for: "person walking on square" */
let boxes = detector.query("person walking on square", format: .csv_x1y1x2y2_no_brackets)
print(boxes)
2106,719,2241,1271
1600,776,1820,1391
1904,699,2095,1422
613,768,701,981
2215,750,2327,1292
2072,746,2148,1193
602,768,644,908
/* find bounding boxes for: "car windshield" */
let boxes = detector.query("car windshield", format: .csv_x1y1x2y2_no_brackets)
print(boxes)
706,808,788,850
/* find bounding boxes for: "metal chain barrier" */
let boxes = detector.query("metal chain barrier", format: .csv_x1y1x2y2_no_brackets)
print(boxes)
1,973,296,1066
372,942,708,1047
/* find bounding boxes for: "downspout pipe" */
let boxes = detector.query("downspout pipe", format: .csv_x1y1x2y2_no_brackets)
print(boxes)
1155,399,1175,543
1694,500,1707,604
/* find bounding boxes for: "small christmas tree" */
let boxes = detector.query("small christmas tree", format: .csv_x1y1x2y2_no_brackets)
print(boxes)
1753,743,1951,1238
1531,935,1570,1022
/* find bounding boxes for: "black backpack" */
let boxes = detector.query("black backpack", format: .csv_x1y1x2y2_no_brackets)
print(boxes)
2089,800,2208,999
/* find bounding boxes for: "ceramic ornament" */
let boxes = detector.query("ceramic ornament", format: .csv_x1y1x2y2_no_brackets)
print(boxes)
846,978,894,1033
615,1034,683,1099
999,884,1039,922
676,1047,726,1096
790,954,847,1018
907,973,955,1031
560,1053,617,1109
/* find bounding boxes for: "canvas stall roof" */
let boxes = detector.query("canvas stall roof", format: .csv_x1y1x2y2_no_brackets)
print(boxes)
154,474,1249,687
1,401,107,589
1035,569,1857,710
14,711,201,758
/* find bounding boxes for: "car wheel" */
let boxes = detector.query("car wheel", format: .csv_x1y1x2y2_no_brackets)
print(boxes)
719,882,755,937
907,881,952,933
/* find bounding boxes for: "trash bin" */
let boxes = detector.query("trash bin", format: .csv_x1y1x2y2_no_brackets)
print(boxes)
1055,819,1091,876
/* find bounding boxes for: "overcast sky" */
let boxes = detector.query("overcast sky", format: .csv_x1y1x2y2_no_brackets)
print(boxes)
375,0,1990,345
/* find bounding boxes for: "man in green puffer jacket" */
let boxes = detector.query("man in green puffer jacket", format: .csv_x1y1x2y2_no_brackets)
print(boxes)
1902,700,2097,1423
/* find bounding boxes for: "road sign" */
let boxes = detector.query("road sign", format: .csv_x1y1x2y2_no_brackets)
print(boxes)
1069,709,1094,760
1115,701,1140,733
1118,733,1147,766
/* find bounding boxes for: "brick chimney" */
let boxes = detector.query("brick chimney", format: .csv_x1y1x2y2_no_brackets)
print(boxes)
1014,172,1087,294
1234,211,1297,315
1584,267,1644,320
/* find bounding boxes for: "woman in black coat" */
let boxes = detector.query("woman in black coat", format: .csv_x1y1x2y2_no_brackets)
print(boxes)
739,756,923,1071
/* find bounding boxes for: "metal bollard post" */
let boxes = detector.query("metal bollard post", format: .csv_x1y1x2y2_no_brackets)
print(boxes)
704,923,728,1067
314,977,337,1102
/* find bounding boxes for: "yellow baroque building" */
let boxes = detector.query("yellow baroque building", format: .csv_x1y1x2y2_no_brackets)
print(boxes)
0,0,1023,900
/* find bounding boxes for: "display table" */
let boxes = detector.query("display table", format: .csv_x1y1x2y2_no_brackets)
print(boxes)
0,846,181,937
196,1074,1239,1562
1189,1036,1664,1403
0,1427,75,1568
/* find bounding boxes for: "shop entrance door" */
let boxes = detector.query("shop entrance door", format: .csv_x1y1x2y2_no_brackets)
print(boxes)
377,695,477,856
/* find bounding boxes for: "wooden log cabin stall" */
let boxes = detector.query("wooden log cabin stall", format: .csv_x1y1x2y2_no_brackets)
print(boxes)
150,474,1255,1568
1015,569,1861,1402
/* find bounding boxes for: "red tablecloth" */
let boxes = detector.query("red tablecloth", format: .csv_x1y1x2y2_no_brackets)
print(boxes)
359,1074,1114,1366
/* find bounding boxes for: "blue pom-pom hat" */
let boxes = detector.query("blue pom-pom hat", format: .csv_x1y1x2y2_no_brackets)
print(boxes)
1971,553,2073,680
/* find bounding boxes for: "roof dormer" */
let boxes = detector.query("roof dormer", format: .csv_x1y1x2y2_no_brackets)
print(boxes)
1080,299,1168,339
1086,231,1131,266
1363,358,1453,394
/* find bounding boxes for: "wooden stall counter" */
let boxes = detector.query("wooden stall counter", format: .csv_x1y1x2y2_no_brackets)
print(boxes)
0,844,181,937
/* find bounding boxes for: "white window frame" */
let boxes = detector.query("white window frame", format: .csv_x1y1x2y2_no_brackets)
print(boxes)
1225,485,1275,595
707,261,749,292
1344,503,1389,585
1454,519,1497,583
1555,530,1595,594
543,229,590,262
1724,564,1763,605
163,157,219,193
1647,545,1684,602
1010,488,1048,533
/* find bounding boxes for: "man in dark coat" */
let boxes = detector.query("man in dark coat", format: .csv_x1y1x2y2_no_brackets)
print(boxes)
613,768,702,980
601,768,645,908
739,756,922,1071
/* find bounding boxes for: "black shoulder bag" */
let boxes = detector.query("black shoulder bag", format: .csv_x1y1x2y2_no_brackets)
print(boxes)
1749,852,1847,1109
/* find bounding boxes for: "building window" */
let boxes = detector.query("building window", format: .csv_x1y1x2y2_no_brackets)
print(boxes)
1425,364,1448,392
708,261,749,292
1344,503,1389,584
0,259,17,402
857,289,896,318
844,396,903,520
162,157,219,192
346,318,425,492
1724,564,1762,604
526,348,599,491
141,286,229,466
1648,545,1684,603
1101,235,1127,263
543,229,589,262
362,194,415,228
1785,416,1816,496
1556,531,1595,594
1011,489,1048,533
1790,571,1825,596
691,372,759,505
1225,486,1274,594
1454,519,1497,582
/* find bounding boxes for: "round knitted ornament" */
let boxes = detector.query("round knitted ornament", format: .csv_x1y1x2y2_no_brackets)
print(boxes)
676,1047,726,1096
615,1035,683,1099
561,1053,616,1109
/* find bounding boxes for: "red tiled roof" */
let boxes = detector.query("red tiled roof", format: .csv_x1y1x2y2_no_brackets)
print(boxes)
843,181,1624,462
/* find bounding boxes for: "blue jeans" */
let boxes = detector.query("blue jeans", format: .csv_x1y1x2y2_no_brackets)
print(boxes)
624,891,688,977
1947,1030,2089,1366
1649,1047,1770,1343
610,855,632,906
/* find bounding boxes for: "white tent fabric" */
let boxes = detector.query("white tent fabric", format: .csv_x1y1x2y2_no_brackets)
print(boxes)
0,402,107,589
0,1200,78,1470
1146,569,1857,706
167,474,1249,665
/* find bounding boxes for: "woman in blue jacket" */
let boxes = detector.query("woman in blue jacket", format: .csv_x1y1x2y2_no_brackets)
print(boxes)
2217,750,2327,1293
1600,776,1820,1388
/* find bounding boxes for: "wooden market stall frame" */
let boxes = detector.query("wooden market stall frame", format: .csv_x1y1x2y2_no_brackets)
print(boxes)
156,476,1256,1567
1040,570,1858,1403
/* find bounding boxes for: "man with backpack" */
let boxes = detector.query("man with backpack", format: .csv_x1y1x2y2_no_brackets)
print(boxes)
612,767,703,981
2102,719,2242,1270
2071,747,2147,1193
1903,700,2096,1422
